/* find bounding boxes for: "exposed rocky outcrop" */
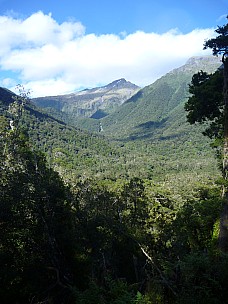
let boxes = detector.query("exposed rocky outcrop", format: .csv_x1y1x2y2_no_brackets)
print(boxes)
32,78,140,118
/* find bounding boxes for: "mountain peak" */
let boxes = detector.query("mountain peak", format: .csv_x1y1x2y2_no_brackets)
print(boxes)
103,78,139,90
168,55,222,76
186,55,222,66
32,78,140,118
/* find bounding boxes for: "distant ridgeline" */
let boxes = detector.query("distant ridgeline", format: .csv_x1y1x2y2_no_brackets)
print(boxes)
96,55,222,139
32,78,140,119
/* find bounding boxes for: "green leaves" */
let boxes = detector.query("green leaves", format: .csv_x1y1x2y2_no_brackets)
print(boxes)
203,16,228,57
185,70,223,129
0,126,75,302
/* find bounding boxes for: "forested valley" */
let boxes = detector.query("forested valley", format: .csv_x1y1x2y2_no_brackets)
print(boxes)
1,20,228,304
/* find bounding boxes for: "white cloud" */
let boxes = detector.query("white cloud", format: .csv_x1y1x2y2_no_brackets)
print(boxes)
0,11,215,97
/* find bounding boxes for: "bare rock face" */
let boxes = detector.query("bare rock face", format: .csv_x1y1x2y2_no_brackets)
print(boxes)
32,79,140,118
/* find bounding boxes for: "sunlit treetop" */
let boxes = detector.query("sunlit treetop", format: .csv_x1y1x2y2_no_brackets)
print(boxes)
204,16,228,60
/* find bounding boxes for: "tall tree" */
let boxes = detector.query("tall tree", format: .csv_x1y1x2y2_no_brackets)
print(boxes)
203,17,228,252
185,17,228,251
204,17,228,178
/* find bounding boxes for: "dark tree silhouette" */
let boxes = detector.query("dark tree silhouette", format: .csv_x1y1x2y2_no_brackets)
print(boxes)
185,17,228,252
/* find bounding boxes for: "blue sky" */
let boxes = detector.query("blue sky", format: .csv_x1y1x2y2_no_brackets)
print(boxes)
0,0,227,96
1,0,226,34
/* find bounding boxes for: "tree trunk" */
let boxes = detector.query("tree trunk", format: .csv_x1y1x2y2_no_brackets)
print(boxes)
219,56,228,252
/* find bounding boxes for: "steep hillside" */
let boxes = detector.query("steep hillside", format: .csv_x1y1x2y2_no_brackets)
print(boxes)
0,87,124,181
32,78,140,118
97,56,222,140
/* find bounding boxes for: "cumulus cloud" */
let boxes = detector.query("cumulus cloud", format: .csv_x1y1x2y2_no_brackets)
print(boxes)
0,11,215,97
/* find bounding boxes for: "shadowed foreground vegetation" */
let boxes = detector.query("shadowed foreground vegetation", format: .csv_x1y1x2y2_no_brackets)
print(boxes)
1,118,228,303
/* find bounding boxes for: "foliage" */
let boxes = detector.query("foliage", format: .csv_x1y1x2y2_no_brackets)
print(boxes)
0,126,76,303
185,68,224,170
185,70,223,138
203,16,228,57
0,115,227,303
185,15,228,253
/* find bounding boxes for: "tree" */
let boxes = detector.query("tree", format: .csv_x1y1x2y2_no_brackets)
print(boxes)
204,17,228,178
185,16,228,251
8,84,31,128
185,69,224,139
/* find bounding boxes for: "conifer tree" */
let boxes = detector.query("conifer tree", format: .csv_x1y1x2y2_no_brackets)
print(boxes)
203,17,228,252
185,17,228,251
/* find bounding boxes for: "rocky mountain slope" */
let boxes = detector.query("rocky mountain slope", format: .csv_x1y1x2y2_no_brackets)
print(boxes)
95,56,222,139
0,87,123,181
31,56,222,140
32,78,140,118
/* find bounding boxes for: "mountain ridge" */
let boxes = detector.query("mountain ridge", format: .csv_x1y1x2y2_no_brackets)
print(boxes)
95,55,222,139
32,78,140,118
31,55,222,138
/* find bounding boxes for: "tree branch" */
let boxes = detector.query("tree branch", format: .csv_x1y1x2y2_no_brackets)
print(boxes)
138,243,177,296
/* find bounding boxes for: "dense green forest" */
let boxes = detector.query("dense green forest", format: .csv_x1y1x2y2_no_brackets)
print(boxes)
1,20,228,304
